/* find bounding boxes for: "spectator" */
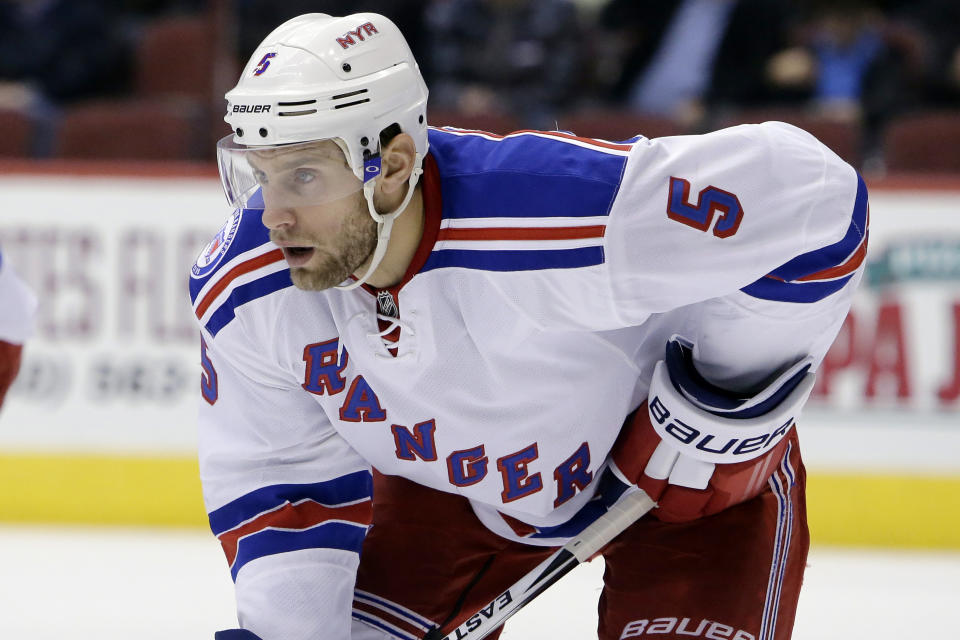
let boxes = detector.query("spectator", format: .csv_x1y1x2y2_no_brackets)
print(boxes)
764,0,927,166
0,0,130,104
766,3,893,121
424,0,584,129
111,0,205,16
0,0,131,154
887,0,960,107
597,0,797,128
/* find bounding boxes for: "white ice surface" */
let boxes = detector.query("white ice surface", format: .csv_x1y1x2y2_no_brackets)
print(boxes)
0,525,957,639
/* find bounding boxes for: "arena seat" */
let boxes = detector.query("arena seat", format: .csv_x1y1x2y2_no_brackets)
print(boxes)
717,108,862,168
556,109,686,141
136,16,215,101
427,109,523,135
54,99,204,160
54,12,228,161
0,110,33,157
884,111,960,172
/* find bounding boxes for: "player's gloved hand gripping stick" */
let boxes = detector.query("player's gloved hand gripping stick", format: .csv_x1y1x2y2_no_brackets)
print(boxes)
422,488,657,640
425,336,814,639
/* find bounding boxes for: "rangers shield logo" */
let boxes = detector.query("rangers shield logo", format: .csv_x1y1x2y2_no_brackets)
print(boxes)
192,209,243,279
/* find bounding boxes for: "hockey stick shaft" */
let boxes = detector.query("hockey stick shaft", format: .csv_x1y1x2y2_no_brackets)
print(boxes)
423,488,656,640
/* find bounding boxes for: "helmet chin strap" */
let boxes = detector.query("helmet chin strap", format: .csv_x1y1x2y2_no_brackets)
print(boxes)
336,154,423,291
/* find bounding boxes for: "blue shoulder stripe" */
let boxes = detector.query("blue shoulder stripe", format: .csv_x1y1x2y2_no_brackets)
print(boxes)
208,471,373,536
740,274,854,303
427,129,627,221
204,268,292,337
421,246,604,273
742,173,868,303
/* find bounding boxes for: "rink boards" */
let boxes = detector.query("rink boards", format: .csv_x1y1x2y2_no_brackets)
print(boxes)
0,163,957,549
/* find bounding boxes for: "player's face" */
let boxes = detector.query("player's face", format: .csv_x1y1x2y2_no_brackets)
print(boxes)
253,142,377,291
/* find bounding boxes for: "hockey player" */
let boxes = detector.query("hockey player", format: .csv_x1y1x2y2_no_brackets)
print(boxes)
192,13,867,640
0,250,36,411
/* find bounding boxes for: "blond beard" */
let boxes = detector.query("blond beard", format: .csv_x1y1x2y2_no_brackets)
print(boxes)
286,201,378,291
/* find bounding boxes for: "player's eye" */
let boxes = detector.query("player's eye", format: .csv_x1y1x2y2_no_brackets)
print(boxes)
253,169,268,185
293,169,316,185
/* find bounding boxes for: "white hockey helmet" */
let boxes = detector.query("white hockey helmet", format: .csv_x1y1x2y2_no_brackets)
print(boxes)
217,12,429,289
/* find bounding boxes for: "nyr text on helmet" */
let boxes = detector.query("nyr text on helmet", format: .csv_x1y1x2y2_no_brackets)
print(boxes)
336,22,379,49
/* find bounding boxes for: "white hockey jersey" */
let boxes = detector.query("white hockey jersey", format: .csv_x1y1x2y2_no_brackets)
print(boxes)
0,249,37,345
190,122,867,639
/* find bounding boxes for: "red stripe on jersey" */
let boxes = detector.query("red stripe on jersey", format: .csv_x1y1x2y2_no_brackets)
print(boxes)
437,225,606,242
796,233,868,282
195,249,285,319
353,600,426,638
766,206,870,285
444,127,634,152
218,499,372,567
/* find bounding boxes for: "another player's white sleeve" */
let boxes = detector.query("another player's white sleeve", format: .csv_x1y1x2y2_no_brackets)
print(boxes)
0,252,37,344
199,327,372,640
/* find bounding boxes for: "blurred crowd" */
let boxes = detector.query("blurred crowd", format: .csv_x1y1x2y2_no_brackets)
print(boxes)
1,0,959,172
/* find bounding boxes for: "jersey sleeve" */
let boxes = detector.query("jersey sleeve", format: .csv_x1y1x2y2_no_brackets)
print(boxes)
0,251,37,345
643,271,862,394
195,257,371,640
605,121,864,321
605,121,867,393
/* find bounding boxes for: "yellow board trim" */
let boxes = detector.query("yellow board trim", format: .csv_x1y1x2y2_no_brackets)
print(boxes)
0,454,207,527
806,473,960,549
1,454,958,548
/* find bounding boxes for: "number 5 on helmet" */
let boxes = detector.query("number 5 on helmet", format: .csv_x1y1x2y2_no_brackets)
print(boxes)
611,336,816,523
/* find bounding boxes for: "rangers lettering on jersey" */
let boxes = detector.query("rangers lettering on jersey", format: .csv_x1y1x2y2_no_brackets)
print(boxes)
301,337,595,508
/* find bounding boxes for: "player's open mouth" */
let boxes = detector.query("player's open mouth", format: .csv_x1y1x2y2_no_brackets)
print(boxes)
283,246,315,267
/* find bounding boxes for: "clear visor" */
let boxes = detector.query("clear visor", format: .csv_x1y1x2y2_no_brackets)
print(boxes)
216,135,364,210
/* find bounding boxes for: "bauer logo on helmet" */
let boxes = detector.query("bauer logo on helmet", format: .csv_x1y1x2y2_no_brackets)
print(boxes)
232,104,271,114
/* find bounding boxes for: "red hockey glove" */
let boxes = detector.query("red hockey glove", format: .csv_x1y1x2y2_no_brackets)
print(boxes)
611,337,815,523
0,340,24,409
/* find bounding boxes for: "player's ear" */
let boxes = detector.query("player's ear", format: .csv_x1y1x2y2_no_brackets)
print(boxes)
378,133,417,195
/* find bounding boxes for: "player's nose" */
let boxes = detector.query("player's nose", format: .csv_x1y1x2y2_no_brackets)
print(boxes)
261,202,296,230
